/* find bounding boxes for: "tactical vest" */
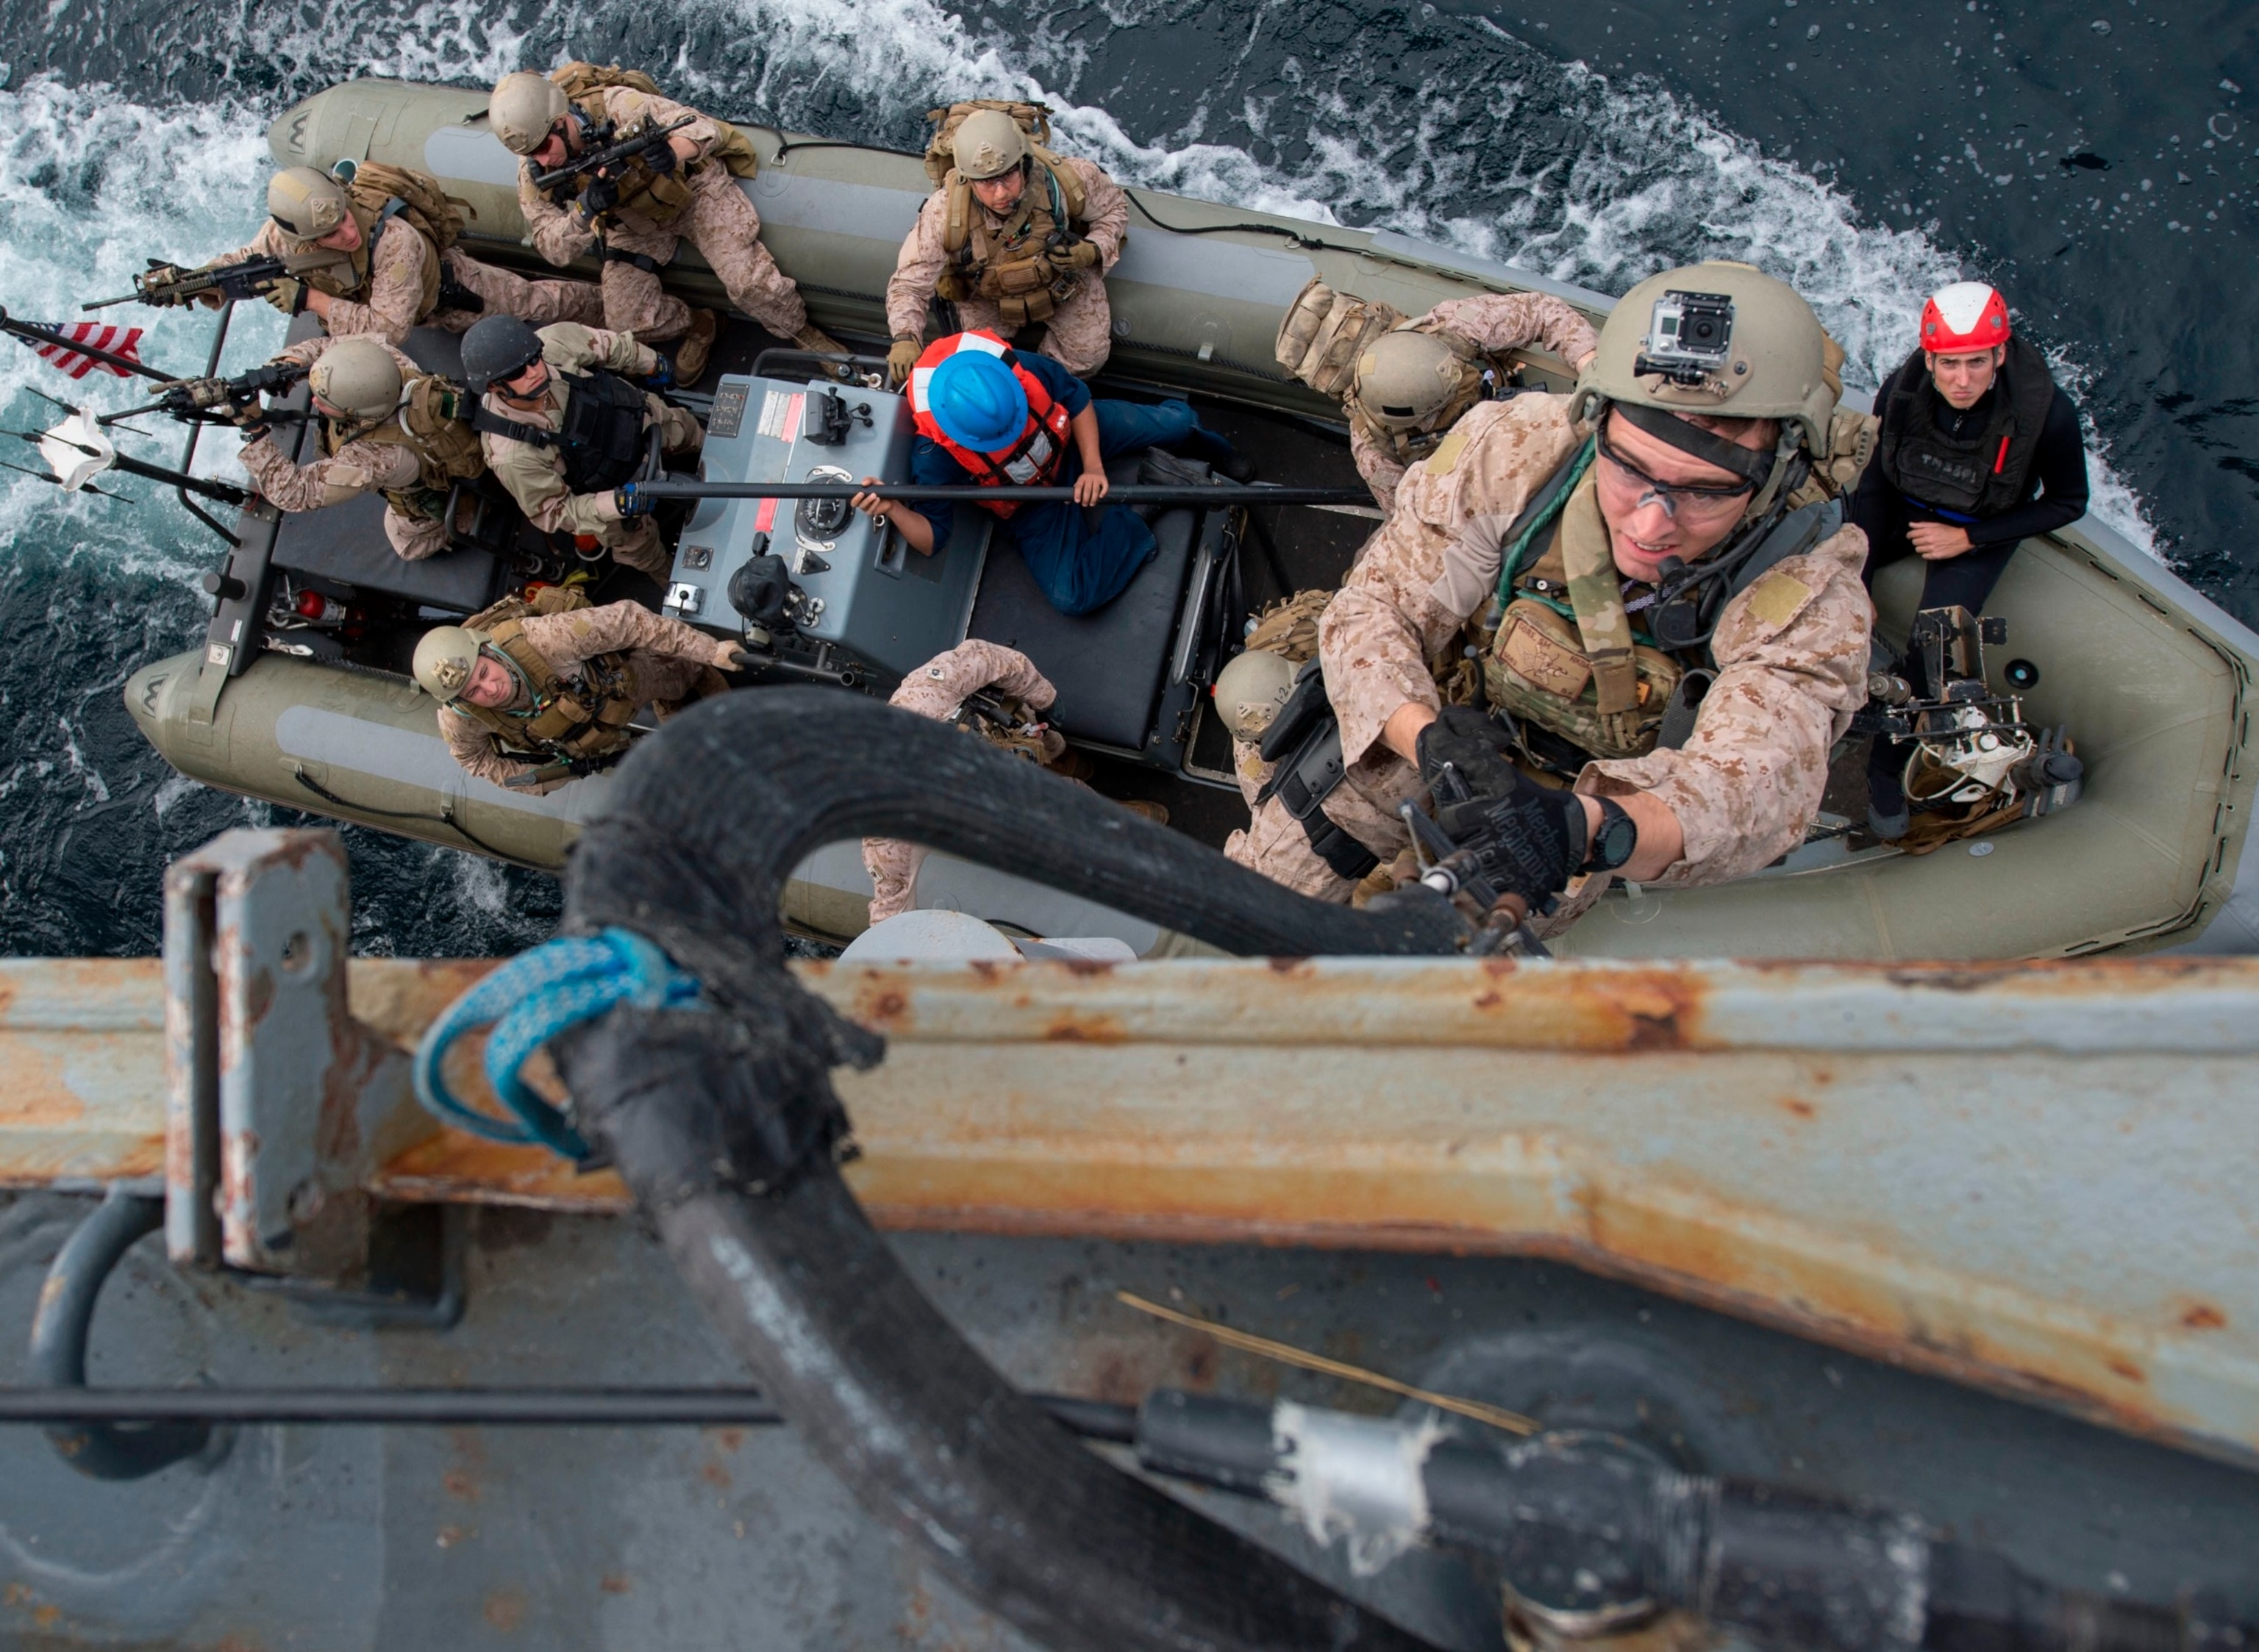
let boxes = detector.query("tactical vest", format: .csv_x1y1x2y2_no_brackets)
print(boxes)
448,592,640,764
1274,281,1508,467
329,374,485,522
553,62,760,226
1874,335,2058,520
907,332,1074,518
476,369,652,496
1476,459,1694,761
935,156,1093,327
299,164,465,316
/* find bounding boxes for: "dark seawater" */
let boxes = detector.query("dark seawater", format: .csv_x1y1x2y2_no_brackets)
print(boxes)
0,0,2249,956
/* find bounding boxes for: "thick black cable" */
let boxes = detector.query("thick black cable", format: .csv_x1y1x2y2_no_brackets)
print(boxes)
549,691,1457,1652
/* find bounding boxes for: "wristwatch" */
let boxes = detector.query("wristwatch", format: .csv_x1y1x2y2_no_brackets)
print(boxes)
1584,795,1638,873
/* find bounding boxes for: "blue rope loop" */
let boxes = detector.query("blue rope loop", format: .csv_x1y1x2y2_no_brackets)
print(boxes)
413,926,703,1160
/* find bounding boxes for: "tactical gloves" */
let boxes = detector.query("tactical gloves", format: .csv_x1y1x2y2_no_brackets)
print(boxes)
579,176,621,218
888,335,922,387
881,337,917,388
1416,705,1588,913
1063,238,1103,271
613,482,654,518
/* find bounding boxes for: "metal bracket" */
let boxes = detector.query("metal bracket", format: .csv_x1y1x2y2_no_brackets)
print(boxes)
162,829,446,1297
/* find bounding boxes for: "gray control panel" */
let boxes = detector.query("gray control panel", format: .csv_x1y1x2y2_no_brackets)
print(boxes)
665,375,989,679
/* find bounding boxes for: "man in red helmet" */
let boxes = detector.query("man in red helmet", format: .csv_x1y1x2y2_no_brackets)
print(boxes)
1850,280,2088,837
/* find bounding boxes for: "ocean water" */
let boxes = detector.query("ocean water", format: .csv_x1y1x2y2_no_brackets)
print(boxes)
0,0,2246,956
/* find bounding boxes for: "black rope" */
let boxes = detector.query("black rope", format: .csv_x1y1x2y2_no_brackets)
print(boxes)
1126,192,1364,256
0,1386,1133,1437
288,763,532,866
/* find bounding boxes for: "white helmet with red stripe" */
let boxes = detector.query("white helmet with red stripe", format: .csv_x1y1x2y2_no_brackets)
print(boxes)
1920,282,2011,354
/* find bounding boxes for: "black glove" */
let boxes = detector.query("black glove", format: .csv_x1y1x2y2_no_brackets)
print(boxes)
1416,705,1587,912
646,138,678,174
613,482,654,518
580,175,621,218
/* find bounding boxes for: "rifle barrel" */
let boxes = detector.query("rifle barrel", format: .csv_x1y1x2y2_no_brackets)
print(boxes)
627,481,1374,507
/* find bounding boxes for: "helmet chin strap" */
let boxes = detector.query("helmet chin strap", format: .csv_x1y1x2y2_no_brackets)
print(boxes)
1647,446,1815,647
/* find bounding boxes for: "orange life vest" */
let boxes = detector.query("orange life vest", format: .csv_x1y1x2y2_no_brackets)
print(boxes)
907,330,1074,519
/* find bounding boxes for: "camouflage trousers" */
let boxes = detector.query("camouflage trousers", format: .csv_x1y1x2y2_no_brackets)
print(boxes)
429,248,604,334
949,276,1115,379
600,165,807,343
1222,735,1427,902
382,504,450,562
596,400,704,580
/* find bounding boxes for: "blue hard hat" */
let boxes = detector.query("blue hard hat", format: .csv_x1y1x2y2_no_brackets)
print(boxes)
925,348,1028,451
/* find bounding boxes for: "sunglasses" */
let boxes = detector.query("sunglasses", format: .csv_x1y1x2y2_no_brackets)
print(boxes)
1596,427,1755,520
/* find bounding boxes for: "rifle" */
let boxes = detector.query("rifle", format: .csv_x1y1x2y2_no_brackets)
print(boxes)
83,253,325,313
502,756,607,790
98,361,315,429
530,114,699,207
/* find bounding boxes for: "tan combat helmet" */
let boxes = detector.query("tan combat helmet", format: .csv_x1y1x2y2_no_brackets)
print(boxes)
413,627,484,700
952,108,1029,181
1353,331,1467,431
267,167,351,245
1569,261,1834,460
1211,648,1299,742
490,71,570,156
308,340,405,424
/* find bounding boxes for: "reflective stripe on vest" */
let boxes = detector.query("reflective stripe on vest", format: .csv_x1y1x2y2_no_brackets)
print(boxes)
907,331,1074,519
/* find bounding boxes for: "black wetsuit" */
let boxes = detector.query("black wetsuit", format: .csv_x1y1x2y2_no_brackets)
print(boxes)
1853,347,2090,818
1850,357,2090,617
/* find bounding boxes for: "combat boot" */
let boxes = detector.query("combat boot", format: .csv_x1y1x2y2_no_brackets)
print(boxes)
793,322,847,357
671,309,719,385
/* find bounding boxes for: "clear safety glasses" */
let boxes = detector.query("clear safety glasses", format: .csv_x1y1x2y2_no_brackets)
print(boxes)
1595,428,1755,522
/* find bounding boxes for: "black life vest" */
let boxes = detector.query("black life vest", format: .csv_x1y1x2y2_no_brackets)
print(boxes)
1875,335,2059,521
475,368,652,495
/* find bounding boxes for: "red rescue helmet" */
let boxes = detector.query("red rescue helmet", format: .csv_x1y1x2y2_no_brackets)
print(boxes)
1920,282,2011,354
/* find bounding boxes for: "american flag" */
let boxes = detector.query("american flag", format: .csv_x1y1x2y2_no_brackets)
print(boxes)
30,321,145,381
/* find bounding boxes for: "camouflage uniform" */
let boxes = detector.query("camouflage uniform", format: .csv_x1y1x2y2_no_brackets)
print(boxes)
885,158,1129,378
210,219,602,345
519,85,807,344
1225,395,1873,936
238,335,456,561
475,323,703,581
438,601,734,788
863,641,1060,923
1349,293,1599,515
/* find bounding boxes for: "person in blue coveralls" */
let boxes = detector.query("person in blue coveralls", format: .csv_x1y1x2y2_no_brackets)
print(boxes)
849,329,1248,616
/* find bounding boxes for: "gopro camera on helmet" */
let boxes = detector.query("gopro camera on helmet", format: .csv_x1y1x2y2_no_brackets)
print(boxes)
1635,290,1735,385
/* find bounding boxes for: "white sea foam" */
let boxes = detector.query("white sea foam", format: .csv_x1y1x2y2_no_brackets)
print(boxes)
0,0,2164,582
0,74,282,577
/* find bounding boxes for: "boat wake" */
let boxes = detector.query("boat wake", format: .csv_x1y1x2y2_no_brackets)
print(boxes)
0,0,2167,953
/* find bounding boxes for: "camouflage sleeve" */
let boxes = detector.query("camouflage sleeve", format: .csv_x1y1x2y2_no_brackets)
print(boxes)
1424,292,1599,368
519,603,727,671
319,221,429,342
520,162,599,265
1321,397,1581,766
888,640,1058,720
1347,420,1407,515
1066,159,1130,268
239,432,420,512
1582,526,1873,888
537,323,654,377
269,328,423,379
439,707,540,787
199,221,282,270
594,86,723,160
885,193,949,340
